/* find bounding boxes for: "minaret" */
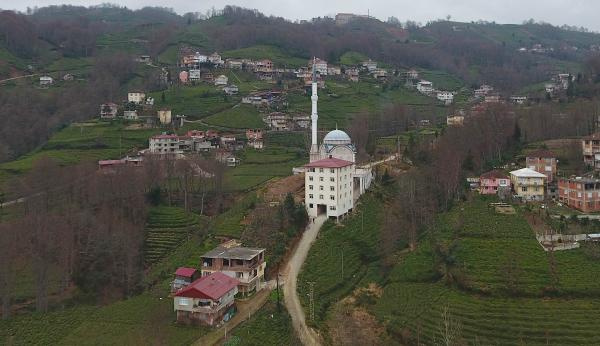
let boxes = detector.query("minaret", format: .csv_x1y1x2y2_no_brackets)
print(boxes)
309,57,320,162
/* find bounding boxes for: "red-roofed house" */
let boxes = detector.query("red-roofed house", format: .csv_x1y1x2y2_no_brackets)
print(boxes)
479,170,510,195
174,272,239,326
171,267,200,293
304,157,355,220
526,149,557,182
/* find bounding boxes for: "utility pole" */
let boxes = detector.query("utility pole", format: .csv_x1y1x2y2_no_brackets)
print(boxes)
307,281,316,322
276,265,281,312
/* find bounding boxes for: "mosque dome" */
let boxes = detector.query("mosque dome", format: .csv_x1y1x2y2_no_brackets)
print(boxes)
323,129,351,145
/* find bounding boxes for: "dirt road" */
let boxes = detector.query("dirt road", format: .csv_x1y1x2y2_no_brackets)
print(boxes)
282,214,327,346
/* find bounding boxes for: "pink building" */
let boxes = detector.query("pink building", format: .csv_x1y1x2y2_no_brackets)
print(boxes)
179,70,189,84
479,170,510,195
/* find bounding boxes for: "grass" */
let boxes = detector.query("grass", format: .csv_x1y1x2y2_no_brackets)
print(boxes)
297,194,384,326
213,193,257,238
145,206,205,265
221,45,307,68
148,84,238,119
339,51,369,66
203,104,265,129
225,291,299,346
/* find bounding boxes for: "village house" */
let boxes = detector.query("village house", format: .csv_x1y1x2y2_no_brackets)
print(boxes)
510,167,547,201
200,240,266,295
62,73,74,81
226,59,244,69
215,150,240,167
128,91,146,104
214,75,228,86
582,133,600,169
255,59,273,72
188,69,201,81
246,129,264,149
371,68,388,80
171,267,200,293
510,96,527,104
474,84,493,98
98,156,143,173
100,103,118,119
436,91,454,105
294,114,311,129
479,170,510,195
484,94,501,103
406,69,419,80
417,80,434,94
558,176,600,213
123,110,138,120
179,70,189,84
304,157,356,220
173,272,239,326
327,66,342,75
362,59,377,72
157,109,172,125
545,83,557,94
555,73,573,89
223,85,239,95
311,58,328,75
39,76,53,86
446,114,464,127
526,149,557,182
149,133,190,154
137,55,151,63
335,12,369,25
345,68,359,82
208,52,223,66
264,112,290,131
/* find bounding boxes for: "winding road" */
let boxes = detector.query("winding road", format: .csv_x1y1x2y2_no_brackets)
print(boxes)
283,214,327,346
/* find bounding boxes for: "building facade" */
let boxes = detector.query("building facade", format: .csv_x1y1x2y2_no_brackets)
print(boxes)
304,157,355,219
200,241,266,295
526,149,557,182
173,272,238,326
558,176,600,213
128,91,146,104
479,170,510,195
510,168,547,201
582,133,600,169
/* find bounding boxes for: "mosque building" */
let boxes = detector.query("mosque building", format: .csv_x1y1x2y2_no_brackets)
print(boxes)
304,58,373,220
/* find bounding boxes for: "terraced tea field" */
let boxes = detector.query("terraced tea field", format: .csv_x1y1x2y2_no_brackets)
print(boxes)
144,206,204,265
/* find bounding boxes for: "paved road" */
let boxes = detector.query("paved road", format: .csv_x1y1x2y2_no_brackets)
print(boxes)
283,214,327,346
0,74,37,84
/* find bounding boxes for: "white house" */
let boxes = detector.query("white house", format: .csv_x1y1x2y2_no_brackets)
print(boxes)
223,85,239,95
123,110,138,120
157,109,172,124
304,157,355,220
362,59,377,72
214,75,228,86
510,96,527,104
312,58,328,75
436,91,454,104
39,76,53,86
417,80,434,94
128,91,146,104
474,84,493,97
208,52,223,66
189,69,201,81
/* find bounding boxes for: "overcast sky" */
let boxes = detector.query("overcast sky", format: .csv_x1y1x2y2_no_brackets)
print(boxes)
4,0,600,32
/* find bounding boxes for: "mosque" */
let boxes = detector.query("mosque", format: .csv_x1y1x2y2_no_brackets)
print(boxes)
303,59,373,220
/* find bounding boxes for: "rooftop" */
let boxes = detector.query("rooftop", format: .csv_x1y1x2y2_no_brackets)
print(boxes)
202,245,265,261
175,267,197,278
480,170,509,180
526,149,556,158
175,272,238,300
510,167,547,178
323,129,351,143
304,157,354,169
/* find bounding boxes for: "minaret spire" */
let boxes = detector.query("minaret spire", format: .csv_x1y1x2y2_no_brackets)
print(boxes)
309,57,320,162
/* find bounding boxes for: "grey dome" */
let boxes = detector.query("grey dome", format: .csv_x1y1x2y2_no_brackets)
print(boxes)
323,130,351,144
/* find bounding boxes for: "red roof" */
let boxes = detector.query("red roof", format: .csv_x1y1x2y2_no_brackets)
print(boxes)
526,149,556,158
480,169,509,180
304,157,353,169
175,267,197,278
175,272,239,300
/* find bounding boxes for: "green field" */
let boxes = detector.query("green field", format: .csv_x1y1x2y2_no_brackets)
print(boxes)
149,84,238,119
222,45,307,68
298,195,384,326
339,51,369,66
203,104,265,129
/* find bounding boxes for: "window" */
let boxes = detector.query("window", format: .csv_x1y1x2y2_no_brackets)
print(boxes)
521,187,527,192
319,195,323,199
319,168,324,173
309,203,313,208
309,194,314,198
330,169,335,173
309,185,313,190
179,298,191,306
309,176,314,181
319,185,324,191
319,177,324,182
330,186,335,191
330,195,335,200
545,166,552,172
329,206,336,210
236,272,244,278
330,177,335,182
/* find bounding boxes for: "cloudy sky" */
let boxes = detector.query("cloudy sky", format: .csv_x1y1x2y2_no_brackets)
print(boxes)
4,0,599,32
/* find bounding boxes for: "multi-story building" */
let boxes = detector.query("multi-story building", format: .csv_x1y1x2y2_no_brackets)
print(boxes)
304,157,355,220
200,241,266,296
446,114,464,127
417,80,434,94
436,91,454,105
173,271,238,326
558,176,600,212
526,149,557,182
582,132,600,169
149,134,191,154
127,91,145,104
479,170,510,195
100,103,118,119
311,58,328,75
510,167,547,201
